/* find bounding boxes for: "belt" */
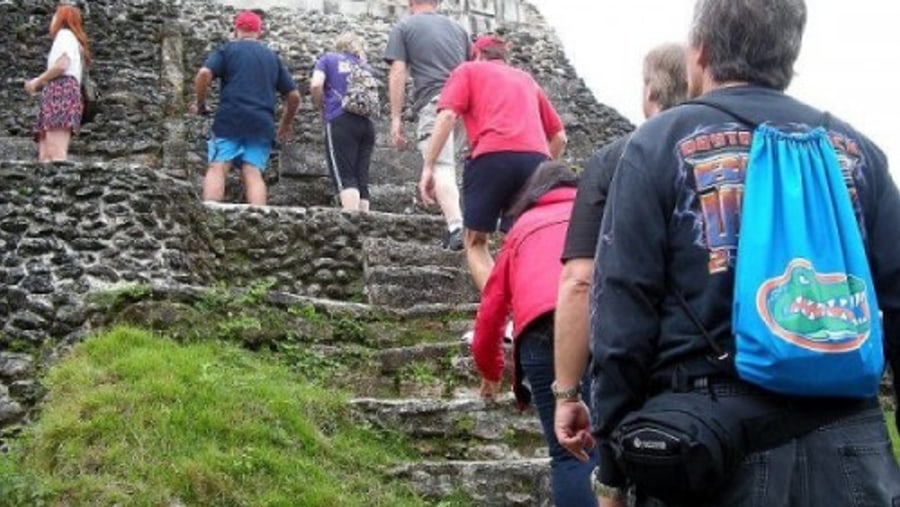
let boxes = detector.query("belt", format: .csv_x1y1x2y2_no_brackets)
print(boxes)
686,376,763,397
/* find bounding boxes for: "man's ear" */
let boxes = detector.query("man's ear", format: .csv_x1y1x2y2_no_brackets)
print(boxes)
695,43,709,69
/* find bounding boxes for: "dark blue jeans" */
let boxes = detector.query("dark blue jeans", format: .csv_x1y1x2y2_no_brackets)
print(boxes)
637,406,900,507
519,323,599,507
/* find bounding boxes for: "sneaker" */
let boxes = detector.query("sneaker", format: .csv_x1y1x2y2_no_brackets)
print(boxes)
503,321,514,344
461,330,475,344
442,226,464,251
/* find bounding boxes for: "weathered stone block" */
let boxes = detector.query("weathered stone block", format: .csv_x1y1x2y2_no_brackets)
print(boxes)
0,353,33,381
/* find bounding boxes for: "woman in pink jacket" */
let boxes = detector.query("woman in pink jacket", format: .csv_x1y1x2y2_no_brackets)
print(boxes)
471,161,598,507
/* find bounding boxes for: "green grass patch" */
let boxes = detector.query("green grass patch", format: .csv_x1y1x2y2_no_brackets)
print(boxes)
0,327,433,507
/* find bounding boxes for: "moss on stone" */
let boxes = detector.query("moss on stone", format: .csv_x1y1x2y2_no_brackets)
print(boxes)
85,284,153,313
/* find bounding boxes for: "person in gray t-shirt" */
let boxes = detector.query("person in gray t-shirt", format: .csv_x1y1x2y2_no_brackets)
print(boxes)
384,0,470,250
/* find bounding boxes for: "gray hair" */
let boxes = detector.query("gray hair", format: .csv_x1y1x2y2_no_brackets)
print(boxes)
335,32,366,59
689,0,806,90
643,43,688,111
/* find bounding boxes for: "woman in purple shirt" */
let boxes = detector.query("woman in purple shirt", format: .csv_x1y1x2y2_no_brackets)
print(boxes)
310,32,377,212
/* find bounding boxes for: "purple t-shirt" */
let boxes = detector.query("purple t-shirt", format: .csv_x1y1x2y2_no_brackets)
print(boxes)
314,52,369,122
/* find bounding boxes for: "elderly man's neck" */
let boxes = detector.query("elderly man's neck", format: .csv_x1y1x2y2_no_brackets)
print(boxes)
235,30,259,40
703,75,750,94
410,1,438,14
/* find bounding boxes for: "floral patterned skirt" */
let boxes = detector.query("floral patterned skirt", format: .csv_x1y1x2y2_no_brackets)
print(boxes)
33,76,82,141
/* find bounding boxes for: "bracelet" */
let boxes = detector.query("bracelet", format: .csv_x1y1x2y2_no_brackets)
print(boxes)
550,380,581,401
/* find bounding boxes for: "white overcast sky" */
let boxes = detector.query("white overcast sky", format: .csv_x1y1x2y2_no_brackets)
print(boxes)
532,0,900,184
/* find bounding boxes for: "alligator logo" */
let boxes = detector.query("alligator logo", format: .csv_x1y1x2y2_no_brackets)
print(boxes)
756,259,871,352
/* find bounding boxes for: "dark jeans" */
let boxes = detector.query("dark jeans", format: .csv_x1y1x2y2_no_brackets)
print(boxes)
637,406,900,507
519,321,599,507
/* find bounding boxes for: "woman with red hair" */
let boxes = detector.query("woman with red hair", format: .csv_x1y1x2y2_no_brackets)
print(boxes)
25,3,91,162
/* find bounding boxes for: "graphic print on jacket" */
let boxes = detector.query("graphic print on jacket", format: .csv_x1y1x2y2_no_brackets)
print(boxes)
676,122,868,275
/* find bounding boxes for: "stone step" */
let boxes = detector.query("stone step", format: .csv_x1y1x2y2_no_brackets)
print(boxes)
201,201,448,246
268,177,441,216
278,143,422,188
368,183,440,215
338,340,508,400
365,265,478,307
363,237,463,269
368,147,428,186
0,137,34,161
377,341,470,374
350,396,546,460
263,147,438,212
392,459,552,507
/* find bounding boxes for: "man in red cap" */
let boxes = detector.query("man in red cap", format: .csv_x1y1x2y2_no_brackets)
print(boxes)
421,34,568,291
190,10,301,206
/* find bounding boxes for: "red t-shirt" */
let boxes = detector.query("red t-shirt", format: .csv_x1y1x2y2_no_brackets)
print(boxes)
437,61,564,159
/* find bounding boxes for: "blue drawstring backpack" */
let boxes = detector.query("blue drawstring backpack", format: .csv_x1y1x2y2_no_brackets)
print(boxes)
693,101,883,398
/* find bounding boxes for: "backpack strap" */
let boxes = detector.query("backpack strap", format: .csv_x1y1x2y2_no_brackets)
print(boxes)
684,99,760,128
685,99,833,131
673,289,730,363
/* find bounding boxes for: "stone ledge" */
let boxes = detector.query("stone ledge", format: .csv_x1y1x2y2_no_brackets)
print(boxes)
350,395,543,441
392,458,552,506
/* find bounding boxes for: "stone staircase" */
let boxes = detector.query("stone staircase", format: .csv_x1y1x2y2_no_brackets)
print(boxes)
321,293,555,505
332,215,553,504
362,237,477,307
203,197,554,503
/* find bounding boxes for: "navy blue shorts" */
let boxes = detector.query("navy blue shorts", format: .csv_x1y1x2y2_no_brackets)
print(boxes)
463,151,548,233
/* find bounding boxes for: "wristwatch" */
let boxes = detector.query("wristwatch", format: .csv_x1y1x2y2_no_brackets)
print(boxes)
593,481,627,501
550,381,580,401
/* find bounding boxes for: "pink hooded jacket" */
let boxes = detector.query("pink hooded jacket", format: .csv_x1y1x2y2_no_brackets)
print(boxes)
471,187,576,391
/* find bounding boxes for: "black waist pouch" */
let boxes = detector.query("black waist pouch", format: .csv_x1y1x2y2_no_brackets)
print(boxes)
610,383,869,504
611,391,744,504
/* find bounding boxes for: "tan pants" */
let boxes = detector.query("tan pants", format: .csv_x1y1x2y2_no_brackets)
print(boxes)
416,96,464,228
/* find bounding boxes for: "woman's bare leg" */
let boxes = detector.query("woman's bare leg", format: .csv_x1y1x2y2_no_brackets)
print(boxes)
43,129,72,161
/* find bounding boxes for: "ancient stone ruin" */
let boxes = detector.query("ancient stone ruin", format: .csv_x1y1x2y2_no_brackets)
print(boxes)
0,0,634,503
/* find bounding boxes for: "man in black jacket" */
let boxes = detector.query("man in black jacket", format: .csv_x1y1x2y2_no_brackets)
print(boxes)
554,0,900,505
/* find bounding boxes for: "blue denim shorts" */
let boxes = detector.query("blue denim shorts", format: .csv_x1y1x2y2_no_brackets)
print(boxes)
208,136,272,172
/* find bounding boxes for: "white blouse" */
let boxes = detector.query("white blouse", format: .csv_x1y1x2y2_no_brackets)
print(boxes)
47,28,83,84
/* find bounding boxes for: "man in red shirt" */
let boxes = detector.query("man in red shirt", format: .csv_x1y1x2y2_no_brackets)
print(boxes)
421,34,568,291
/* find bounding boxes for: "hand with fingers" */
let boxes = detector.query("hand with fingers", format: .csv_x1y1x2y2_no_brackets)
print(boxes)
277,122,294,144
419,163,436,206
479,378,501,402
24,78,42,95
391,118,406,149
553,399,595,462
188,102,209,116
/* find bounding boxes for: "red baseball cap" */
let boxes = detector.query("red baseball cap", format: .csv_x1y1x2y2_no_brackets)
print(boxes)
471,34,505,59
234,11,262,33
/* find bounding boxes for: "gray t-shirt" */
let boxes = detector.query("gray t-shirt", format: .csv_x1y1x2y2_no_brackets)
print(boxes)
384,11,470,113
